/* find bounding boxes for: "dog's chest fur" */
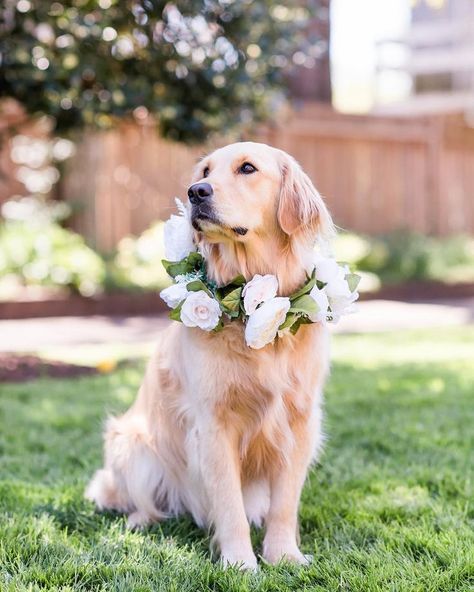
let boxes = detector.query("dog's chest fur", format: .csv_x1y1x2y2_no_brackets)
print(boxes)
204,323,324,480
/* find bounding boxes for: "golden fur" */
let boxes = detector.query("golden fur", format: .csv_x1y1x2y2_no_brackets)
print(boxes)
86,142,335,568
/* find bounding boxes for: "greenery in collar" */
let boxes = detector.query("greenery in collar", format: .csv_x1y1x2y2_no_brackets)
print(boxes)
160,251,360,350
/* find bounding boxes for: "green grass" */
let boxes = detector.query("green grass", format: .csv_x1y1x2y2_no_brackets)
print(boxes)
1,327,473,591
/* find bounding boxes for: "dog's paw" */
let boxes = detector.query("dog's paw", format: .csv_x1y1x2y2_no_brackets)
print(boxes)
85,469,114,509
262,540,312,566
220,547,258,570
126,511,151,530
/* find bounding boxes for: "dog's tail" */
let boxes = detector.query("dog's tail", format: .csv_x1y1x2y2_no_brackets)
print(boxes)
85,415,168,528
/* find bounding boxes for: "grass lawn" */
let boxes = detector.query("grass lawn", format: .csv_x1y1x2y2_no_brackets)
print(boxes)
1,327,473,591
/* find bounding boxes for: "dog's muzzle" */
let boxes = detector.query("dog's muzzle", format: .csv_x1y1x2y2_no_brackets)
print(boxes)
187,182,248,236
188,182,220,229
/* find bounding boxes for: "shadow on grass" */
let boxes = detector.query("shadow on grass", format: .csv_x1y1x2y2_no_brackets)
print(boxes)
38,500,212,552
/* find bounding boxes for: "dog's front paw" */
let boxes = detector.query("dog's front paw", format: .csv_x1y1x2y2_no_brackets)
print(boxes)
262,539,311,566
220,545,258,570
126,510,152,530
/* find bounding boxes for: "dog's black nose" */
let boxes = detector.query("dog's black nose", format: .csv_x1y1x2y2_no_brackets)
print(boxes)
187,182,213,205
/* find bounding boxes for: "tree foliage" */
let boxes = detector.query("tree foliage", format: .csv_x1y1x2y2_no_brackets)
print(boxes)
0,0,317,142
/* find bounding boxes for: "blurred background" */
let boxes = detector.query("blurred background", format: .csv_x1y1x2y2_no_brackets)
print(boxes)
0,0,473,370
2,4,474,585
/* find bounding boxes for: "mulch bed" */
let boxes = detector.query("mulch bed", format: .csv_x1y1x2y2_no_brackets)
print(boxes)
0,354,98,383
0,291,167,320
0,282,473,321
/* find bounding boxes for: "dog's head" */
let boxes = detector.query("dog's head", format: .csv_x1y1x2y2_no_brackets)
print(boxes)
188,142,334,291
188,141,334,245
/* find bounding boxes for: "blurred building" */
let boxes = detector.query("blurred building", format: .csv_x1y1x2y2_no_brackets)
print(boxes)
376,0,474,115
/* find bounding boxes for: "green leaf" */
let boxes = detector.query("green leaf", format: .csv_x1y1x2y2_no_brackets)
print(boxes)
215,275,245,301
212,320,225,332
161,259,173,273
289,294,319,317
290,274,316,301
186,279,211,295
229,274,246,286
186,251,204,267
161,252,203,278
290,316,312,335
345,272,361,292
169,302,183,322
162,259,187,278
278,312,300,331
220,286,243,314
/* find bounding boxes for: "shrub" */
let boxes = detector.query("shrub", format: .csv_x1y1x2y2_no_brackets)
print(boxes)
0,214,106,298
2,207,473,302
334,230,474,285
107,221,170,292
0,1,320,142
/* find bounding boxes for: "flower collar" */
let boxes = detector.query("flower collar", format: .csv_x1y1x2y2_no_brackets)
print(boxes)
160,199,360,349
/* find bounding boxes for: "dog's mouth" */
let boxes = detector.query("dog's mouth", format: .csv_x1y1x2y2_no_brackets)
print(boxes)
191,206,248,237
191,205,220,231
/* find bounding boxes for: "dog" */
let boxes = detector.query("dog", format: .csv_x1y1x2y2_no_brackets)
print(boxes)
86,141,335,569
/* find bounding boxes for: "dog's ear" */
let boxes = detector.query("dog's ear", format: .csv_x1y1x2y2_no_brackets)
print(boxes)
277,152,335,243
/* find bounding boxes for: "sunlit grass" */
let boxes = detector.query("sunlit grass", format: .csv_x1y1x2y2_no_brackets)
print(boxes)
332,326,474,365
39,341,155,367
1,327,473,591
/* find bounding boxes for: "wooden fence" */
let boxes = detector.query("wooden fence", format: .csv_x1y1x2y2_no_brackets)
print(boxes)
257,106,474,238
3,104,474,250
63,122,202,252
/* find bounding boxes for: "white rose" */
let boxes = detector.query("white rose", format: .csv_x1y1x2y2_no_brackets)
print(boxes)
180,290,221,331
163,198,195,262
245,297,291,349
242,274,279,315
160,282,188,308
308,285,330,323
324,275,352,300
328,291,359,322
314,254,341,285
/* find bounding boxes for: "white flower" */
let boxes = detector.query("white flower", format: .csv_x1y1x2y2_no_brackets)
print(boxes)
242,274,279,315
328,290,359,322
314,254,342,285
245,297,291,349
308,285,330,323
313,253,359,322
180,290,221,331
160,282,188,308
163,198,195,262
322,268,359,322
324,275,352,300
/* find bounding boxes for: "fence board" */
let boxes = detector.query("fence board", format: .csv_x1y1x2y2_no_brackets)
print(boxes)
3,105,473,247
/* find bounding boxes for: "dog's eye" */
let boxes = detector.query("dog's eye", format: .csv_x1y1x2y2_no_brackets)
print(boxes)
203,166,210,178
239,162,257,175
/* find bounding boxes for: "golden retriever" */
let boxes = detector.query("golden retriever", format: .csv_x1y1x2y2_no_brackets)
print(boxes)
86,141,335,568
